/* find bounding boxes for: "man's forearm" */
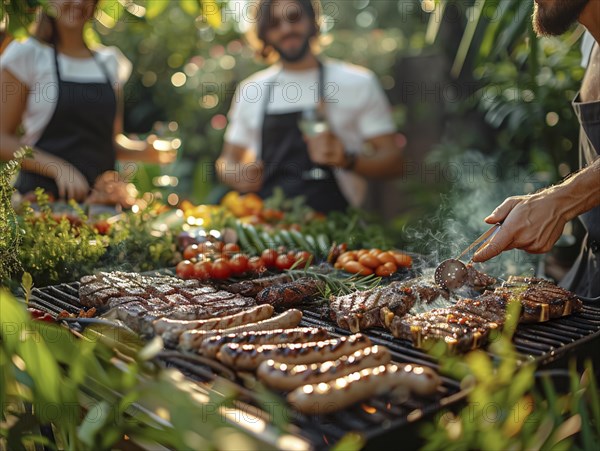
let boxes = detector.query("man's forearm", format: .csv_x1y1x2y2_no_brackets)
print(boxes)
546,158,600,221
351,146,403,178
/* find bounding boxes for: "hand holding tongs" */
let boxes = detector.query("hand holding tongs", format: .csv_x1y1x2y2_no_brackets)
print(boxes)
434,223,502,290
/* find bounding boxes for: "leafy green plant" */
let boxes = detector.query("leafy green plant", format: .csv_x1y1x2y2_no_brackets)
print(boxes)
100,206,180,273
1,286,277,450
0,147,31,282
10,190,107,288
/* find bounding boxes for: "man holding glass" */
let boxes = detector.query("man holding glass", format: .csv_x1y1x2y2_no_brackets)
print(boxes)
216,0,403,213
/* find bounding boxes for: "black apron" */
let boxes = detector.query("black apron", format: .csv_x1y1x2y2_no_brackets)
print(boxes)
259,61,348,214
15,47,117,198
560,94,600,298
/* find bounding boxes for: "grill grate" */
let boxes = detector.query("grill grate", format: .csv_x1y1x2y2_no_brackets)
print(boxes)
28,282,600,449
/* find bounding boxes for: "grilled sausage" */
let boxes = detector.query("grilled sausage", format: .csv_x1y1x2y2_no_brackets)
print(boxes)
178,309,303,352
217,334,371,371
257,345,391,391
200,327,330,358
287,363,441,414
153,304,274,343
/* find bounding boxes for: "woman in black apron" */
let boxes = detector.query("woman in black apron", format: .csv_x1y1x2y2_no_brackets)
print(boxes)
259,61,349,213
14,47,116,200
1,0,154,202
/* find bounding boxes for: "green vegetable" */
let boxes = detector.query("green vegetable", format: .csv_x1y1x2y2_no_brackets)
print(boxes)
244,224,266,253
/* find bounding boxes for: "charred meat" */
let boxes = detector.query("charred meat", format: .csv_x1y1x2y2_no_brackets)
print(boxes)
255,277,325,307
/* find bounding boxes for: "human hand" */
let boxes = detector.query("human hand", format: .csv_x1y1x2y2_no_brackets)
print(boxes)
236,161,264,193
47,160,90,201
472,192,568,262
305,131,346,167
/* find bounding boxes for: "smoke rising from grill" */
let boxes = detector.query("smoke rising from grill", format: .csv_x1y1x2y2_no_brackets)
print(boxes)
403,150,549,280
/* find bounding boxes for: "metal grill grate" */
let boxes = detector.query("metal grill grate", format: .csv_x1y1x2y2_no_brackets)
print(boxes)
27,282,600,449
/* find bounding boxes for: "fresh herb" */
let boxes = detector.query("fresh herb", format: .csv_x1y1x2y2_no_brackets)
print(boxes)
0,147,31,281
10,189,106,288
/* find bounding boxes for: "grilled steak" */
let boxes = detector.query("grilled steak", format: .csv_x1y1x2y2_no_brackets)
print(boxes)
330,282,423,333
79,272,257,335
226,274,293,297
453,293,509,324
389,314,491,352
79,272,201,308
465,264,497,290
255,277,325,307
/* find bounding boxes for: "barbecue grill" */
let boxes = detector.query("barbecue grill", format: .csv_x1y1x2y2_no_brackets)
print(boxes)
28,279,600,450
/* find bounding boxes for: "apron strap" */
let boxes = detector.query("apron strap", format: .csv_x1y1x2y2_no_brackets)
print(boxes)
52,46,113,87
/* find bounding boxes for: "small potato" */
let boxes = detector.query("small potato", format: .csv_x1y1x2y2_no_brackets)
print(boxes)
392,252,413,268
343,261,374,276
359,253,380,269
376,262,398,277
377,251,397,265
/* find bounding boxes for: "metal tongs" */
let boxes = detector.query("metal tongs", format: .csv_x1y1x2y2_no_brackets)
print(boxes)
434,223,502,290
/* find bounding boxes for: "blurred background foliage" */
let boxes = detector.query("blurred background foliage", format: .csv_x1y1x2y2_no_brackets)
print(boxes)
1,0,588,250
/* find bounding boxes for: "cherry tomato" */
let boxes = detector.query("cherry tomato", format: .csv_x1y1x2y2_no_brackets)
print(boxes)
176,260,195,279
358,253,380,269
193,261,213,280
343,260,373,276
369,248,383,256
376,262,398,277
275,254,294,271
223,243,241,256
183,244,201,260
229,254,249,275
210,258,232,280
93,220,111,235
248,256,267,274
356,249,370,258
212,241,225,252
261,249,279,268
295,251,313,267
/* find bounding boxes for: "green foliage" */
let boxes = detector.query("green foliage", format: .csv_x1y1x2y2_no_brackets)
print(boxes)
421,301,600,450
100,207,179,273
0,286,276,450
0,148,31,282
11,190,106,288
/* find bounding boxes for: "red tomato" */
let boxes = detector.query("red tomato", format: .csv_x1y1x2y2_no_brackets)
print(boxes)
261,249,279,268
183,244,201,260
176,260,195,279
223,243,241,255
295,251,313,267
248,256,267,274
275,254,294,271
93,220,111,235
210,258,232,280
212,241,225,252
193,261,213,280
229,254,249,275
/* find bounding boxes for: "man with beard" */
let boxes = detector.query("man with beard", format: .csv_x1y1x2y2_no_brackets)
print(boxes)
474,0,600,298
216,0,403,213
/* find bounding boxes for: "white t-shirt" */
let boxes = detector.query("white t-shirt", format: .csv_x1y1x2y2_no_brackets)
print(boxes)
1,38,132,147
224,59,396,207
